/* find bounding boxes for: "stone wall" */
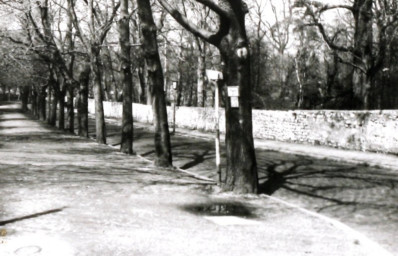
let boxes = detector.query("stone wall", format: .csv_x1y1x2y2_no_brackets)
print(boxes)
88,99,398,154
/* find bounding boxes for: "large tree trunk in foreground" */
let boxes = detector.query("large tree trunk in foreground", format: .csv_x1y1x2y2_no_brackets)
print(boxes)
220,43,258,193
137,0,172,167
159,0,258,193
119,0,134,154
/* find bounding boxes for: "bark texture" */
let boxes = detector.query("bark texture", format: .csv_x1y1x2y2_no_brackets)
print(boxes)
158,0,258,193
119,0,134,154
352,0,373,109
77,65,90,137
137,0,172,167
90,45,107,144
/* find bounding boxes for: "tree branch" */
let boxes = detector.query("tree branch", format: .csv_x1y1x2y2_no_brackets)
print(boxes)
157,0,222,45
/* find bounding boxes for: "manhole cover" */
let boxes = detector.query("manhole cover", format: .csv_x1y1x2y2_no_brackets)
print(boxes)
15,246,42,255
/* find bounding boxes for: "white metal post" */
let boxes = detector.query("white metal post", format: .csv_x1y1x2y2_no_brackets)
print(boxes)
206,69,223,185
172,81,177,135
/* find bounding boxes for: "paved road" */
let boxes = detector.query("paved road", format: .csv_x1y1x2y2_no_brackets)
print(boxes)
92,110,398,254
0,102,396,255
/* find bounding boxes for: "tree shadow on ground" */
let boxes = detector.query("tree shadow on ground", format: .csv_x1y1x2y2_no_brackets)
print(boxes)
257,152,398,219
0,207,66,226
180,150,212,169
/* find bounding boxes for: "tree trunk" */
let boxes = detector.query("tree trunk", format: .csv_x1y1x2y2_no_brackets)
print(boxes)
78,65,90,137
119,0,134,154
218,2,258,193
39,86,47,121
49,87,57,126
103,45,118,101
35,89,40,118
352,0,373,109
197,44,206,107
58,89,65,130
90,46,107,144
219,40,258,193
20,87,29,112
66,85,74,133
137,0,172,167
31,89,38,117
295,58,304,109
158,0,258,192
47,85,52,123
176,58,183,106
138,65,147,104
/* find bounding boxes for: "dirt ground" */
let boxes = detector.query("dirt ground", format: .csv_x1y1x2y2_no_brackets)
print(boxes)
0,102,396,255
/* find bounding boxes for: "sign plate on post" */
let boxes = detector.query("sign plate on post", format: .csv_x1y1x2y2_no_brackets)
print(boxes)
227,86,239,97
206,70,223,80
230,96,239,108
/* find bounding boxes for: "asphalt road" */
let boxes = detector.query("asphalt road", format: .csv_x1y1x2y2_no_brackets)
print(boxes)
0,102,396,255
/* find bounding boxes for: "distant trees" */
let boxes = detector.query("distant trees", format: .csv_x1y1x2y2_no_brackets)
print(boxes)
295,0,398,109
0,35,47,110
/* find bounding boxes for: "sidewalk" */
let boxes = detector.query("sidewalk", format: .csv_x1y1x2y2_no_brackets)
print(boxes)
0,102,396,255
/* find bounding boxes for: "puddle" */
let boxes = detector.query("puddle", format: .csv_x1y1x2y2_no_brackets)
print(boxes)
182,201,257,218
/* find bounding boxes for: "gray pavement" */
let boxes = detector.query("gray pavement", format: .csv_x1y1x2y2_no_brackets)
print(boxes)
0,102,397,255
100,110,398,254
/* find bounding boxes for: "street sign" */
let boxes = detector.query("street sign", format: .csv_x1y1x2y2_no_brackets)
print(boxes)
206,70,223,80
227,86,239,97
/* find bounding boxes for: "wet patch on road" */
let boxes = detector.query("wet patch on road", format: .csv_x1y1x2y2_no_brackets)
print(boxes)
182,201,257,218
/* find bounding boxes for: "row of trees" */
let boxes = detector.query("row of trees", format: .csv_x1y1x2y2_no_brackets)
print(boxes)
4,1,398,110
0,0,258,193
1,0,398,193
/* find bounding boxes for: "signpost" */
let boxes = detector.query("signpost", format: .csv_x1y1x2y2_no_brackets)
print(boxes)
171,81,177,135
206,69,223,185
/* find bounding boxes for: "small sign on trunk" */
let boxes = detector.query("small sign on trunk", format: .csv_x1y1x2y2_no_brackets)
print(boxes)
230,96,239,108
227,86,239,97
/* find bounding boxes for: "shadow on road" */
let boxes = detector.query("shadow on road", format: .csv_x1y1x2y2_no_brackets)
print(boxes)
257,152,398,221
0,208,66,226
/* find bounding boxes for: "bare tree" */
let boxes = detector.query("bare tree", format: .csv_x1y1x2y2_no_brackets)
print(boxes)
119,0,134,154
137,0,172,167
159,0,258,193
296,0,398,109
69,0,120,144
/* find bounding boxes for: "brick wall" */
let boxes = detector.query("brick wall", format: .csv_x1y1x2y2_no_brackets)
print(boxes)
89,99,398,154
